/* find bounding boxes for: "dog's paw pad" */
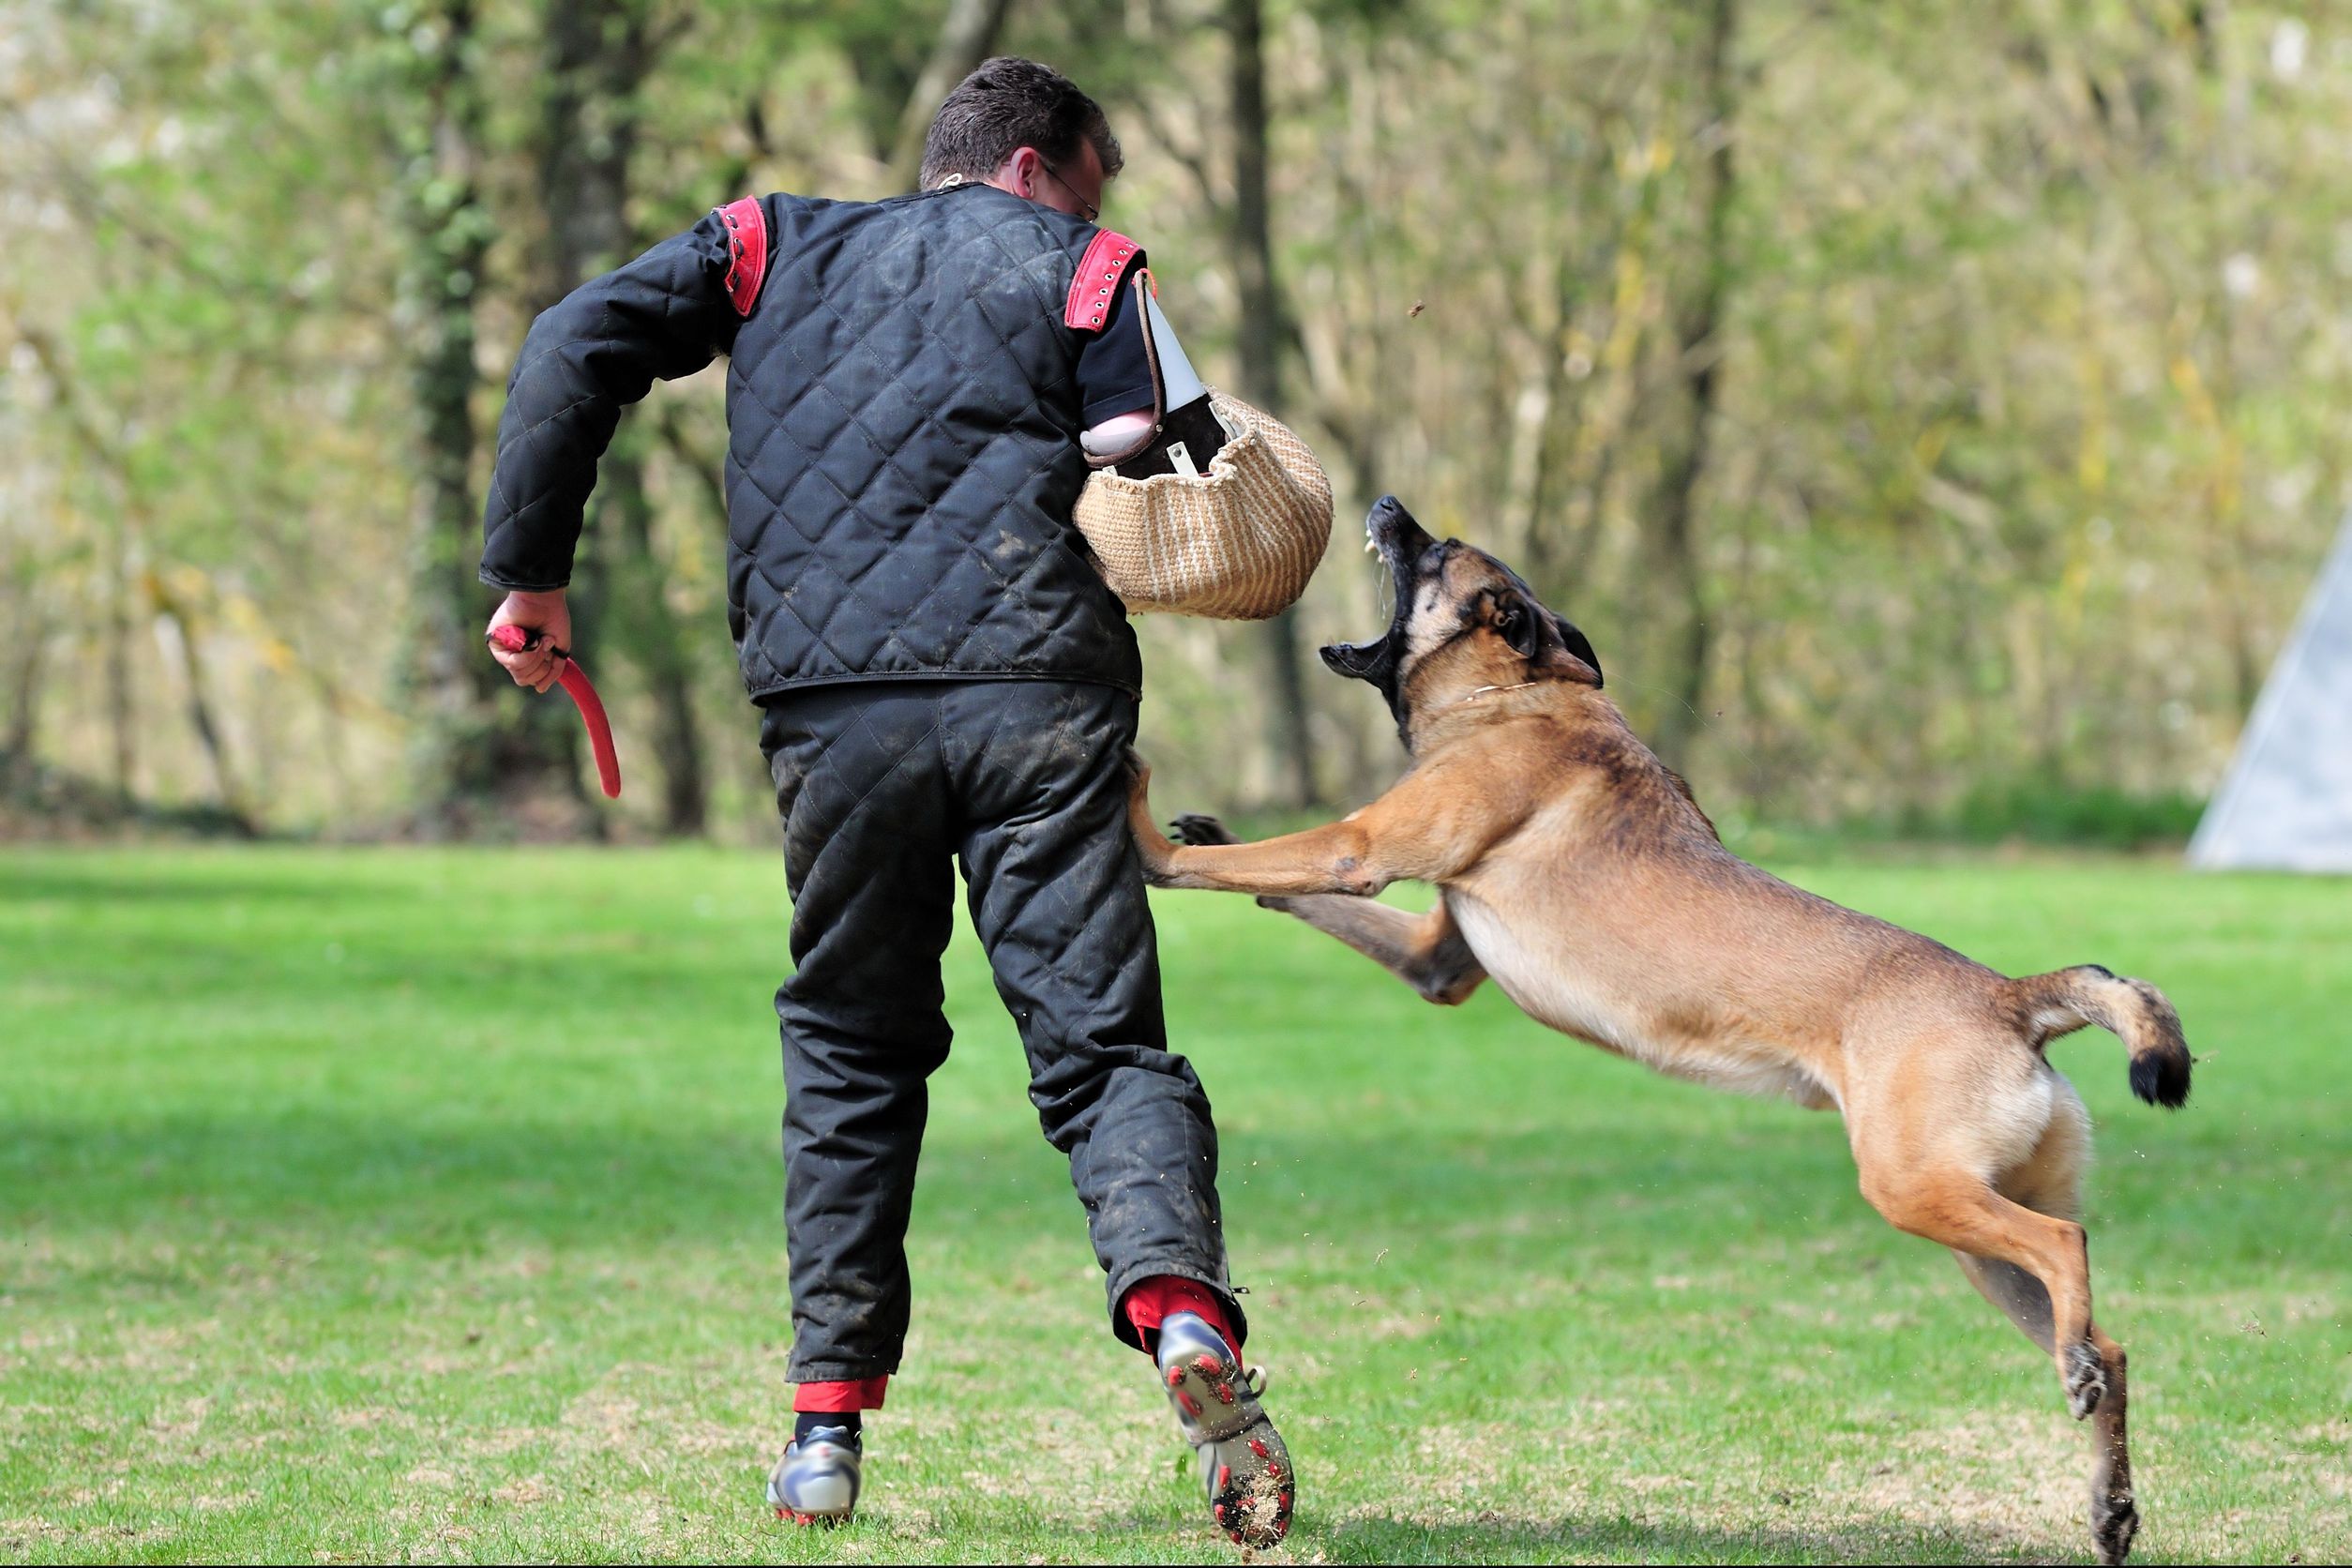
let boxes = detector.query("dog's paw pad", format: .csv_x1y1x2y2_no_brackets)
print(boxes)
1172,813,1238,847
2063,1342,2109,1420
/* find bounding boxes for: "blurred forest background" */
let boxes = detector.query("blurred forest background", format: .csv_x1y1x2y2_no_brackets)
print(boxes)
2,0,2347,844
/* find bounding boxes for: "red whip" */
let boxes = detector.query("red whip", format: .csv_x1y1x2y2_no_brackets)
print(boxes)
487,624,622,799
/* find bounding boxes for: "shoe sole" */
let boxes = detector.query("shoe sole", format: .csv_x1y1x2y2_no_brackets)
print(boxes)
1166,1351,1294,1547
774,1507,851,1528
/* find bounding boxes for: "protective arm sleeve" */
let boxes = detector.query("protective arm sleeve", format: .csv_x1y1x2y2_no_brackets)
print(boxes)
478,210,741,591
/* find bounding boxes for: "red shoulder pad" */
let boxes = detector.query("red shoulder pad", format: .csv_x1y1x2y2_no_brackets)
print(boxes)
716,195,769,317
1065,229,1143,331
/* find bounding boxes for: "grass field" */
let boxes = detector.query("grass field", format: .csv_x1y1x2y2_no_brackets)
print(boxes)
3,844,2347,1564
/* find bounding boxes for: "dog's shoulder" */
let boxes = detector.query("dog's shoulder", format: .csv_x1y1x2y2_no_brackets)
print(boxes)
1499,703,1720,846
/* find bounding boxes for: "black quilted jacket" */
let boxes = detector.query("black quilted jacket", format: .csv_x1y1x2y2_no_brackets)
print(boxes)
479,182,1144,700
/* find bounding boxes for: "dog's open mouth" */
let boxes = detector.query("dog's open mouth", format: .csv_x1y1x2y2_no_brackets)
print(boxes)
1319,496,1430,686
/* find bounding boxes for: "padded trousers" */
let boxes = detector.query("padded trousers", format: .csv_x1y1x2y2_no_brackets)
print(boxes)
759,680,1243,1382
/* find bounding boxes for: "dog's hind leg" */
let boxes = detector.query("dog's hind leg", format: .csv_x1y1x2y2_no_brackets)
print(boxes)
1861,1108,2139,1564
1945,1091,2138,1564
1945,1083,2086,1353
1948,1244,2137,1564
1863,1163,2097,1387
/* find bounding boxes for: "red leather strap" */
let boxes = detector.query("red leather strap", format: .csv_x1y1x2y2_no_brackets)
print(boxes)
716,195,769,317
1064,228,1142,331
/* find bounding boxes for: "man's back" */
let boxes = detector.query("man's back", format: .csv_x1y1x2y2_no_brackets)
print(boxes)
477,179,1144,703
722,182,1140,700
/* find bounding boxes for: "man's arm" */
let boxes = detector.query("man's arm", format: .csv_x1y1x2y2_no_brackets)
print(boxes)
479,205,750,688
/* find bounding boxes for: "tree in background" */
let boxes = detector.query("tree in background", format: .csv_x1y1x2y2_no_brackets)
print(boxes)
2,0,2345,843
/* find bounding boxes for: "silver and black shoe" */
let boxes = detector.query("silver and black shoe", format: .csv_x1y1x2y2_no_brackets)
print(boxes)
765,1425,860,1527
1154,1311,1294,1548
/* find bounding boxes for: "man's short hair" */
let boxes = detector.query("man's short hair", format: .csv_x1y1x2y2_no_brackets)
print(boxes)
919,56,1123,192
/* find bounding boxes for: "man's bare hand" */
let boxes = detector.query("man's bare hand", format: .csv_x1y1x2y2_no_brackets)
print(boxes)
486,589,571,693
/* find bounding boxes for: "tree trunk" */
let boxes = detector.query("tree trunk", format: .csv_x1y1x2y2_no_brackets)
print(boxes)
1228,0,1319,807
8,318,141,803
398,0,531,835
887,0,1018,189
600,438,708,835
539,0,646,294
1648,0,1738,775
149,581,254,831
534,0,714,837
2187,0,2260,717
3,595,44,762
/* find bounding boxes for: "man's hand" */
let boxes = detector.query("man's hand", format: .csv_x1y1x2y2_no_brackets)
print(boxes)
486,589,572,693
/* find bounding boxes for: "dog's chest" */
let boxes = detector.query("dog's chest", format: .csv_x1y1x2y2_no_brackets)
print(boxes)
1448,891,1626,1041
1444,890,1837,1109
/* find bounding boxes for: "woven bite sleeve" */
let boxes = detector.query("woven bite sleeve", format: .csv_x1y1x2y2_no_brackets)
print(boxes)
1070,392,1334,619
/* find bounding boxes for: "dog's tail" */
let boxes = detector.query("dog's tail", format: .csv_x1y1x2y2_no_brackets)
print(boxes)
2013,964,2192,1108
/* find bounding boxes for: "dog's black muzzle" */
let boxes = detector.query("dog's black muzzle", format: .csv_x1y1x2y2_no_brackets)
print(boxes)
1319,496,1438,692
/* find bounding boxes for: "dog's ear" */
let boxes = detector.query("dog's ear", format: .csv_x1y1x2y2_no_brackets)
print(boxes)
1493,594,1542,662
1543,611,1603,687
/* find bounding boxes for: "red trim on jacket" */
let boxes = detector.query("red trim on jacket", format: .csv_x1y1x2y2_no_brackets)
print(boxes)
717,195,769,317
1064,229,1142,331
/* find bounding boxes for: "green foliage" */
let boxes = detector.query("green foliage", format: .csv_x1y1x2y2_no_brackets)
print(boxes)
4,1,2347,837
4,845,2347,1560
1892,779,2209,851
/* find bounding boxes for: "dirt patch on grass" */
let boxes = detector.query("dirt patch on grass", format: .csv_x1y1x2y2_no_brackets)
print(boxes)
1821,1408,2078,1556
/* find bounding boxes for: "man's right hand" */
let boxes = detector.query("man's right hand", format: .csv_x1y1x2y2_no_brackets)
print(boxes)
486,589,572,694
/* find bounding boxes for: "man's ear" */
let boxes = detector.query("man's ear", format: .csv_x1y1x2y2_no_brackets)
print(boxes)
994,145,1042,199
1543,611,1603,687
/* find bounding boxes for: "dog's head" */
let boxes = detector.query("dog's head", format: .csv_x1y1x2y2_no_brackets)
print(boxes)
1321,495,1602,739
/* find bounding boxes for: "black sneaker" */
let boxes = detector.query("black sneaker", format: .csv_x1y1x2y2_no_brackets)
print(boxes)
1154,1310,1294,1547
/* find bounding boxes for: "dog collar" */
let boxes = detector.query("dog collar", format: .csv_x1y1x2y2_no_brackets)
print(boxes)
1455,681,1538,706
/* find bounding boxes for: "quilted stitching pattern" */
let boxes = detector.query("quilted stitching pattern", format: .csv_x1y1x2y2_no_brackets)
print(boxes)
479,216,738,591
760,682,1231,1379
723,185,1142,700
478,188,1142,702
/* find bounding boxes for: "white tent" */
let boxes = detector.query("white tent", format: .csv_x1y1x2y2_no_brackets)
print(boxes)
2189,512,2352,872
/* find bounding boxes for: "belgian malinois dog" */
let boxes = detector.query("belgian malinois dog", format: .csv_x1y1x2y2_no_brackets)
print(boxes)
1127,495,2191,1565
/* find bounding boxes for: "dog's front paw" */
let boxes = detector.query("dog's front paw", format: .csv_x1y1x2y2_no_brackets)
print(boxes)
1124,755,1180,884
1171,812,1238,847
2063,1341,2108,1420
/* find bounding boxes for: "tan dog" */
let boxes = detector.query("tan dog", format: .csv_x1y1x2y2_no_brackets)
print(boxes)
1128,495,2191,1566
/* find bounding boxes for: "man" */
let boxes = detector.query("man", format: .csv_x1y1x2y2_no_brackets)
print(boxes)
476,57,1292,1548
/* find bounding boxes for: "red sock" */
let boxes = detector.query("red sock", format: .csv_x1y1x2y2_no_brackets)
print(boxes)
1121,1274,1242,1361
792,1375,888,1413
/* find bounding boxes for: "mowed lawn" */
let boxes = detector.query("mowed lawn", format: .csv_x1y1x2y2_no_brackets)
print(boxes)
2,845,2346,1565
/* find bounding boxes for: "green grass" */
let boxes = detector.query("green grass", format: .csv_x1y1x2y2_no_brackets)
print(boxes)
2,846,2346,1564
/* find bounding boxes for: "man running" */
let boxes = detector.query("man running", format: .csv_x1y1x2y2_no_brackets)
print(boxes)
477,56,1291,1548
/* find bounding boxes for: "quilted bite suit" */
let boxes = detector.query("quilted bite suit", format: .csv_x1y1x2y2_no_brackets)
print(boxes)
479,182,1244,1385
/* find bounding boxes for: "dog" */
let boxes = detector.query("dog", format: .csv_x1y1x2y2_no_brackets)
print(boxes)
1126,495,2191,1566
